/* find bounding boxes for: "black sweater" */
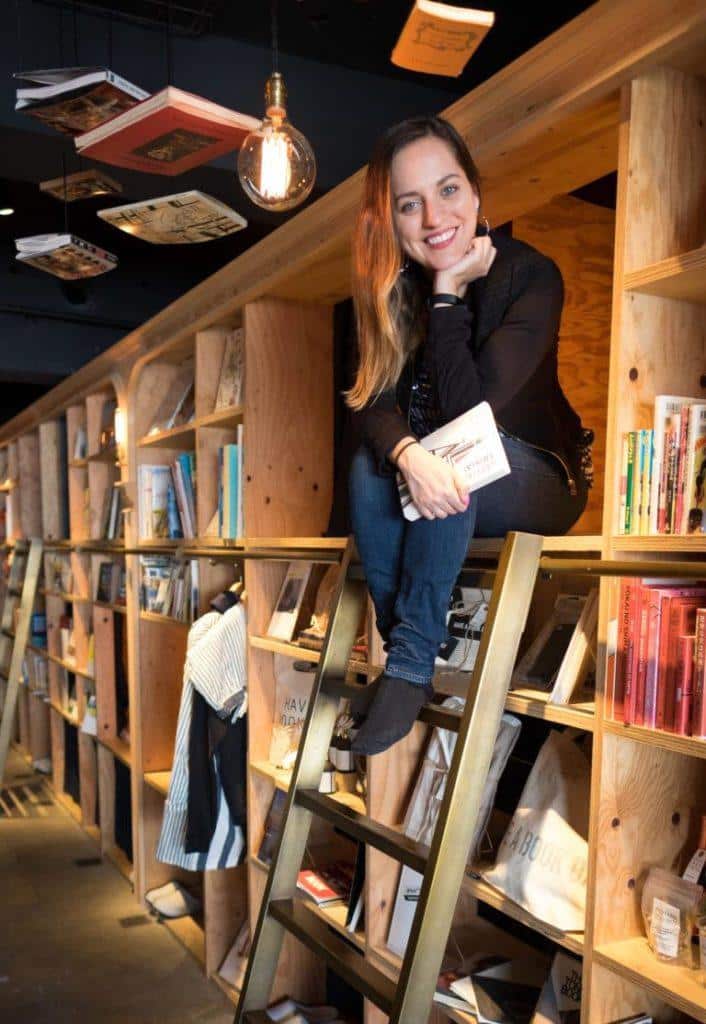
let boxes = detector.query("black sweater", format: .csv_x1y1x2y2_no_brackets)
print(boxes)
353,232,586,492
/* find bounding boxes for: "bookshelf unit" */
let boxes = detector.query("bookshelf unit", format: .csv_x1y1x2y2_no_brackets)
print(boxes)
0,4,703,1020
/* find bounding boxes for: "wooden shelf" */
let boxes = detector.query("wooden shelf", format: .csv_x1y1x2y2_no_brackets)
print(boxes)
0,479,17,493
611,534,706,554
197,405,244,430
603,719,706,759
249,635,368,675
594,938,706,1023
163,915,205,967
211,972,240,1006
87,446,118,464
139,610,190,628
48,700,79,727
138,422,196,450
144,770,171,796
68,458,88,469
97,734,131,767
623,245,706,304
41,589,92,604
250,760,366,815
94,600,127,615
305,898,366,952
504,687,595,731
463,870,584,956
54,788,82,825
45,650,94,680
136,540,181,551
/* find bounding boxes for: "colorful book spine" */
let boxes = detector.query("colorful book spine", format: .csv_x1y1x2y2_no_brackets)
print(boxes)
624,432,636,535
693,610,706,738
618,434,628,535
615,579,638,723
650,396,693,534
673,408,691,535
674,634,695,736
639,429,653,536
681,404,706,535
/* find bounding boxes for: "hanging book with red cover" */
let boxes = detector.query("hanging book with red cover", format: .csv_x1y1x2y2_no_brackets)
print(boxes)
75,86,260,176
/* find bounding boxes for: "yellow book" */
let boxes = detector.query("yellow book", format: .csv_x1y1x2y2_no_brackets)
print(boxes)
391,0,495,77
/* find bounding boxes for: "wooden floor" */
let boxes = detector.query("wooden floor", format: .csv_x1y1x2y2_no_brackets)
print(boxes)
0,749,233,1024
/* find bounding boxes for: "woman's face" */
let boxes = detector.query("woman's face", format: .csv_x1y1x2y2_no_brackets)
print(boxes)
390,135,479,275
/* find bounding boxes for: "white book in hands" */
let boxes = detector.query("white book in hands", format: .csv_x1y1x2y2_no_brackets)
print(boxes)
397,401,510,521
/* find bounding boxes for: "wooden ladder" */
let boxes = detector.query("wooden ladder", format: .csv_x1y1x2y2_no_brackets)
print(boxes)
0,539,44,782
235,530,543,1024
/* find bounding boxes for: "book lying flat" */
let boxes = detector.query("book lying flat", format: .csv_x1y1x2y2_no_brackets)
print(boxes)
15,66,148,135
40,168,123,202
15,233,117,280
75,86,260,175
397,401,510,521
98,190,247,244
391,1,495,77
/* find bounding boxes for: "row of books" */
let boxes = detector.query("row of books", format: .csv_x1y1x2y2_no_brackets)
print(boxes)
139,556,199,623
217,434,244,540
138,455,196,540
99,482,125,541
619,395,706,536
608,578,706,736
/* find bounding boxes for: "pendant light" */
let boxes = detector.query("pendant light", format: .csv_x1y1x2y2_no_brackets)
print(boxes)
237,0,316,212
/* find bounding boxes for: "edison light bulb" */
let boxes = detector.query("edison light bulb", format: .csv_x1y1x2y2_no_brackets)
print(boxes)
237,72,316,212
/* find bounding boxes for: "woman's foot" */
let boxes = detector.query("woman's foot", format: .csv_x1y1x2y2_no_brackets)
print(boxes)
350,673,434,755
349,674,384,720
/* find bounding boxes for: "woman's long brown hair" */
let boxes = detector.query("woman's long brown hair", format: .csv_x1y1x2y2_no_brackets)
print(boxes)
346,116,481,411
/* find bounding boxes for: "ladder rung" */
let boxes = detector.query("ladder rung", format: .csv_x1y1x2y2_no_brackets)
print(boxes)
295,789,428,874
268,898,396,1014
322,678,461,733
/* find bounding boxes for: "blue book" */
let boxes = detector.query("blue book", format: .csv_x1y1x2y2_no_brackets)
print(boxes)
228,443,239,538
166,480,183,539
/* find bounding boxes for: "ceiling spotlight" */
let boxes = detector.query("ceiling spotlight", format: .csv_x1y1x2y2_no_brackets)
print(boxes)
0,208,14,216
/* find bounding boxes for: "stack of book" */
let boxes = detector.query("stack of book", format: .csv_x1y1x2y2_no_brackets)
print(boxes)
95,561,125,605
217,431,243,540
100,483,124,541
607,578,706,735
619,395,706,535
139,556,198,622
138,454,196,540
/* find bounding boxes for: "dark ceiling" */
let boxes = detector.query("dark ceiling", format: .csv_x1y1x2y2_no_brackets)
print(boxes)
0,0,599,423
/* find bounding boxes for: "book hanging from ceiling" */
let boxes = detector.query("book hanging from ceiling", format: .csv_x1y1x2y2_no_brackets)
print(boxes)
98,191,247,244
14,233,117,280
75,87,260,176
40,168,123,202
13,66,149,135
391,1,495,77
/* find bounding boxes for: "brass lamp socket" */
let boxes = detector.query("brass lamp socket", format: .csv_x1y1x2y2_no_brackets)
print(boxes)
264,71,287,120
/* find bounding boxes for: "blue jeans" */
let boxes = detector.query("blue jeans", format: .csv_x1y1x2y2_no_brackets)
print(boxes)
349,438,587,687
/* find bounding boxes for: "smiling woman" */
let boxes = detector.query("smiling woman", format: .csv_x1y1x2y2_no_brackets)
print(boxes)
345,115,593,755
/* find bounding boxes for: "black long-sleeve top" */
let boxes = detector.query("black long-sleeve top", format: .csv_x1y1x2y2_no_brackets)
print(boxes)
352,231,586,491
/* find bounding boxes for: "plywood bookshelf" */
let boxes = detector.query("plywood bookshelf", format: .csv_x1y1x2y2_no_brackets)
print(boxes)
0,3,703,1020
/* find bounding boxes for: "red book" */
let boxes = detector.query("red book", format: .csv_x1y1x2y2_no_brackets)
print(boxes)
75,86,259,176
615,579,638,723
633,589,651,725
674,634,695,735
692,610,706,738
643,587,673,728
662,596,706,732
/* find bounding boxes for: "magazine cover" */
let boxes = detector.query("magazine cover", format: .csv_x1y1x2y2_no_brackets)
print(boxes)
98,190,247,244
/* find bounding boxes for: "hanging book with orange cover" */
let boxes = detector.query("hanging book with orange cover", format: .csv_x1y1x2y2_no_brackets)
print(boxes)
391,1,495,77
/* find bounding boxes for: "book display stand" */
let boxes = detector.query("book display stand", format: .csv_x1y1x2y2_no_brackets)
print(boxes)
0,3,704,1020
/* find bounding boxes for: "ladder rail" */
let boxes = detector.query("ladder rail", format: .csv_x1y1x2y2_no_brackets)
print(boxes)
0,538,44,781
391,530,543,1023
236,537,367,1017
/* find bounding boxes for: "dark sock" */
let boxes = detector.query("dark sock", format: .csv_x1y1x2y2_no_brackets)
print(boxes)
349,673,384,721
350,674,433,756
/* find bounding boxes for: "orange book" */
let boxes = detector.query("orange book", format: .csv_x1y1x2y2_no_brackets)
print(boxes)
391,1,495,78
75,86,259,176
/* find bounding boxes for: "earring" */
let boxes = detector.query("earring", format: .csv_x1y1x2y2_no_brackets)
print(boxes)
480,215,491,235
399,256,410,275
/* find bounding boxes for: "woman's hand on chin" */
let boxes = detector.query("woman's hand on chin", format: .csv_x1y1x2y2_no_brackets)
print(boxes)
433,233,497,298
397,444,469,520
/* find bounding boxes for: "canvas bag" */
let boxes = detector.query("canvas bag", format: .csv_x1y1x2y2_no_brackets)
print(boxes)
483,730,590,933
268,655,316,769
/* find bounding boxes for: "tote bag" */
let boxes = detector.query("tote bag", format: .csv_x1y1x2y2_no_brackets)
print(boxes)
483,730,590,933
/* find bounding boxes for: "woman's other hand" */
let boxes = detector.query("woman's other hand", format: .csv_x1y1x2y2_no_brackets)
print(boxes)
433,233,496,299
396,442,469,519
